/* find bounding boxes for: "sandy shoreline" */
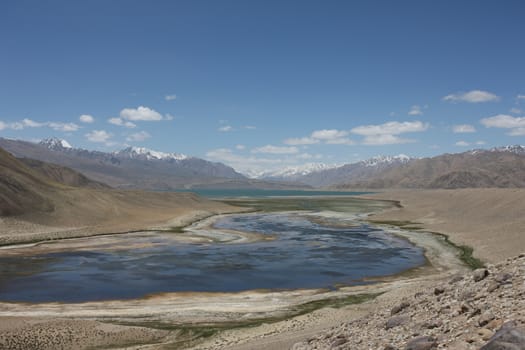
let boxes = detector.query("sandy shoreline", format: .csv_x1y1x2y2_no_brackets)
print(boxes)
1,189,524,349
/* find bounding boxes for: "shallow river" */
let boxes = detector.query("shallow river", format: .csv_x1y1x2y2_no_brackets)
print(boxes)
0,211,425,303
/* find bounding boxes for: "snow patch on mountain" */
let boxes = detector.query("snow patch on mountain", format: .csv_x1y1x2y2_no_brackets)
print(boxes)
252,163,339,179
360,154,412,167
115,146,187,161
39,137,72,150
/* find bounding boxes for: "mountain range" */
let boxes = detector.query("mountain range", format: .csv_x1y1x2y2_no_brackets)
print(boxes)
333,146,525,189
0,146,236,238
0,138,301,190
2,137,525,191
257,155,413,187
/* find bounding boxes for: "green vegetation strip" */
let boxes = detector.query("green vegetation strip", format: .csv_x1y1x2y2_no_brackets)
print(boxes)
369,219,484,270
110,293,379,349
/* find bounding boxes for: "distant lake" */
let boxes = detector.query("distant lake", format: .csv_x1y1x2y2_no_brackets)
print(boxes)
176,188,373,198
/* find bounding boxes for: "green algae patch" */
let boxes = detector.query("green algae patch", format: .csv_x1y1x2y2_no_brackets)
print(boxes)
110,293,380,349
429,232,485,270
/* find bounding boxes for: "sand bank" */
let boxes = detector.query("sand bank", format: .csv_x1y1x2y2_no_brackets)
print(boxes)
363,188,525,263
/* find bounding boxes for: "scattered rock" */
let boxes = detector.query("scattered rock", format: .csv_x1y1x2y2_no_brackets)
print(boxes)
473,268,489,282
391,301,411,315
480,323,525,349
487,281,500,293
434,286,445,295
386,315,410,330
405,336,437,350
449,275,464,284
479,311,495,327
291,255,525,350
494,272,512,283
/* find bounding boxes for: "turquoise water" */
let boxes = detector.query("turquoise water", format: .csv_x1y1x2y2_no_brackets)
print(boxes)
176,188,372,198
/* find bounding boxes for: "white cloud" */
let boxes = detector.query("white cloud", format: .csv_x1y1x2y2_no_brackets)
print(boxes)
0,121,6,130
86,130,112,143
311,129,349,140
126,131,151,142
252,145,299,154
326,137,355,145
351,121,428,145
408,105,423,116
218,125,233,132
517,94,525,100
455,140,486,147
510,108,522,114
508,128,525,136
120,106,165,121
362,134,414,145
206,148,284,173
79,114,94,123
235,144,246,150
22,118,45,127
351,121,429,136
0,118,80,132
244,125,256,130
452,124,476,133
480,114,525,129
443,90,500,103
48,122,80,132
285,129,354,146
481,114,525,136
108,117,136,128
284,137,319,145
165,94,177,101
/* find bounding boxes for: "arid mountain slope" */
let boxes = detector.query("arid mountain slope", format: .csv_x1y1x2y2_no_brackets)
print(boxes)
0,138,302,190
0,148,55,216
19,158,110,189
336,147,525,189
0,147,238,235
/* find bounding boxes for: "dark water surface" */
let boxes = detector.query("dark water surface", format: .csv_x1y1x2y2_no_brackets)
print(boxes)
0,212,424,303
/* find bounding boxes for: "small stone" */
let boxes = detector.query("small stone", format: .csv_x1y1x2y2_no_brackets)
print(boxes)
391,301,411,315
384,345,397,350
478,328,494,341
421,320,442,329
478,311,495,327
469,308,482,318
449,275,464,284
434,286,446,295
330,336,347,347
405,336,437,350
473,268,489,282
486,319,504,330
447,340,470,350
386,315,410,330
494,272,512,283
460,303,472,314
487,281,500,293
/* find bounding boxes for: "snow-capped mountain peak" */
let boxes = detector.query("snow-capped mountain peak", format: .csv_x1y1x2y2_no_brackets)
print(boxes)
360,154,412,167
250,163,339,179
39,137,73,150
115,146,187,161
490,145,525,154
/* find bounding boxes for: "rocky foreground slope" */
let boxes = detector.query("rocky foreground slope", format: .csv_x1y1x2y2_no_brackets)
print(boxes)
292,254,525,350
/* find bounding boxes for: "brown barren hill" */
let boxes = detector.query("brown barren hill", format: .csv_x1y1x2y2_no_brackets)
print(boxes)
0,147,240,243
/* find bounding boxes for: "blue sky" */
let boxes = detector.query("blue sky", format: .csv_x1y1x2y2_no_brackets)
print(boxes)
1,0,524,174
